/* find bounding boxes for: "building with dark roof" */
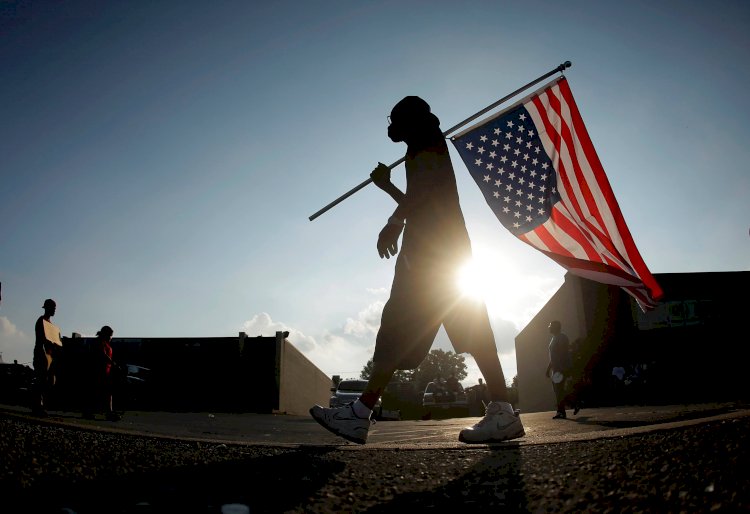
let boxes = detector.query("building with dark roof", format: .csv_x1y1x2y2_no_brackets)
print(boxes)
515,271,748,413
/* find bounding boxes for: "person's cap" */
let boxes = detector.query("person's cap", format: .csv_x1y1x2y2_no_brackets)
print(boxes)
43,299,56,308
390,96,440,126
97,325,114,337
392,96,431,116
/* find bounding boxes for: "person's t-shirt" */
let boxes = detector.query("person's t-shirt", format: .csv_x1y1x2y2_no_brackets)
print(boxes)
100,339,113,376
400,141,472,271
549,332,571,373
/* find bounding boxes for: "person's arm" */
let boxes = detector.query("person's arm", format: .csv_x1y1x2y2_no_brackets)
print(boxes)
370,163,407,259
371,163,406,205
370,162,408,219
370,158,442,220
34,317,45,345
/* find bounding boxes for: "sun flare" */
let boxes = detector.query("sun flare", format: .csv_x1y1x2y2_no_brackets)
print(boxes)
456,259,488,301
455,247,542,323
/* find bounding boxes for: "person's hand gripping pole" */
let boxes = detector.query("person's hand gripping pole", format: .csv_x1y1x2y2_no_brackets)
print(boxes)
371,162,404,259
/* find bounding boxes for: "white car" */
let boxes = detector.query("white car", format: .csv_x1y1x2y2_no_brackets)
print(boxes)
329,379,382,418
422,381,469,413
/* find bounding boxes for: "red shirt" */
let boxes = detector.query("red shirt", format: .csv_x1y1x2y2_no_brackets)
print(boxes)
101,339,113,375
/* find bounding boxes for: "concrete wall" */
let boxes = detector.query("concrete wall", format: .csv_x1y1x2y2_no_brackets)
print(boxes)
275,332,331,416
59,332,335,414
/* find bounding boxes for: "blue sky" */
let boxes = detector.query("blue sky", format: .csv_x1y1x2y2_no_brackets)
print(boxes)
2,0,748,386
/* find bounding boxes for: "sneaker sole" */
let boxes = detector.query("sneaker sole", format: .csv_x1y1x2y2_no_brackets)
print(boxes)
458,428,525,444
309,407,367,445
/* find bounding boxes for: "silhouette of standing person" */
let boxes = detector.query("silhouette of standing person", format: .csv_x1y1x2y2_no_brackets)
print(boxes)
476,377,489,406
32,299,62,416
310,96,524,444
91,326,121,421
545,320,572,419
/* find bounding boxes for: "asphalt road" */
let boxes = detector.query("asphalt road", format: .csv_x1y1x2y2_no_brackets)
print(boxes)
1,402,748,513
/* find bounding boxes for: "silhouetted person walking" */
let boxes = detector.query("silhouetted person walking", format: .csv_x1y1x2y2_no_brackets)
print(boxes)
545,320,572,419
32,299,62,416
310,96,524,444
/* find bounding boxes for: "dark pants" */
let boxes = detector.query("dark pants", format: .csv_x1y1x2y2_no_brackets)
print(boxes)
553,374,579,413
32,345,58,411
553,379,568,413
87,370,115,415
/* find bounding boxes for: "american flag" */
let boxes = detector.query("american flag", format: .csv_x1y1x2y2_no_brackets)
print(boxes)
451,77,663,311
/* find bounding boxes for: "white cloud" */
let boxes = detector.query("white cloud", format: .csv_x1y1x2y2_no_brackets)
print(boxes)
242,312,282,336
241,312,317,352
0,316,33,365
314,331,374,379
241,294,388,382
342,300,383,338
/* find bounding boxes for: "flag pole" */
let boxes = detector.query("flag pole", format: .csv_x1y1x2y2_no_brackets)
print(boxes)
308,60,572,221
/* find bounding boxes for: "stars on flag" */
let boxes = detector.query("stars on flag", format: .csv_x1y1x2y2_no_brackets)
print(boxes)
453,105,559,234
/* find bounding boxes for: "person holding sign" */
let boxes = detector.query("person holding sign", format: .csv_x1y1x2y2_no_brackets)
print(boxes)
32,298,62,416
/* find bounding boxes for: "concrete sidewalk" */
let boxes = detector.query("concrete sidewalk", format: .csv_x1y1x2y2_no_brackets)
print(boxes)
1,401,746,447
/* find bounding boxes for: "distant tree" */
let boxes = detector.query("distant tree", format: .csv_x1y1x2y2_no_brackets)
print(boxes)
360,349,467,393
507,374,519,406
360,360,373,381
360,359,411,383
411,349,467,393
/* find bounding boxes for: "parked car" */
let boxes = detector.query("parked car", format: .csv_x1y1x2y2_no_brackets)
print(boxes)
329,379,382,419
116,363,152,409
422,380,469,417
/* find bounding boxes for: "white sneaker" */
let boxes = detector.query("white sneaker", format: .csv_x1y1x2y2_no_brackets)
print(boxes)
309,402,372,444
459,401,525,443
